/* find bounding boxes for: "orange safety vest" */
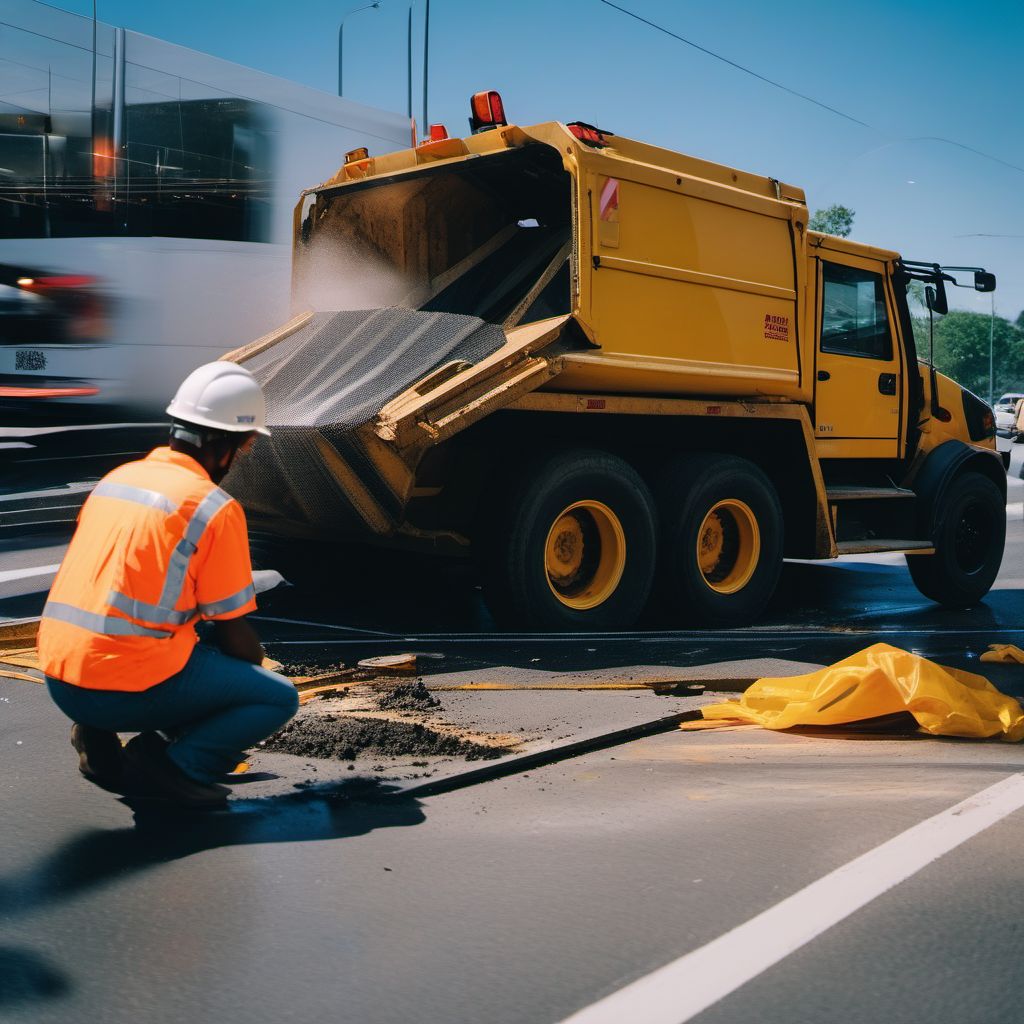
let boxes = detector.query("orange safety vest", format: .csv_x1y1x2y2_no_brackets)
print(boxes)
38,447,258,691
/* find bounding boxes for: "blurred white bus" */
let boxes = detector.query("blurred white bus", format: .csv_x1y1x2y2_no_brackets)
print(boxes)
0,0,411,423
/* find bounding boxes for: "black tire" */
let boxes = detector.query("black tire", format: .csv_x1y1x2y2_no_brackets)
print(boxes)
480,449,657,631
656,454,784,627
906,471,1005,607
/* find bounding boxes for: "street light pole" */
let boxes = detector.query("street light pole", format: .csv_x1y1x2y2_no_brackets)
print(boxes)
422,0,429,135
338,2,380,97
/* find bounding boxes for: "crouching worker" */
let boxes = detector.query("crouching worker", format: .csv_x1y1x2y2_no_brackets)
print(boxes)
38,362,298,809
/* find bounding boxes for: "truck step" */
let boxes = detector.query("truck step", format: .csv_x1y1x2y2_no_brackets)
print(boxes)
826,485,915,501
836,539,934,555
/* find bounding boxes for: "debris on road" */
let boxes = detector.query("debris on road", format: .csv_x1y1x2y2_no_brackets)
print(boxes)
263,679,515,765
685,643,1024,741
264,713,510,762
981,644,1024,664
358,654,418,676
376,680,441,711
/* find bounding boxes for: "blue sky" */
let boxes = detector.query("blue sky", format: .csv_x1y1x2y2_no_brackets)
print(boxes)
51,0,1024,319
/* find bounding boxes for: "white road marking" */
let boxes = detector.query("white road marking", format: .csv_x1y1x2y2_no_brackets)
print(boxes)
559,773,1024,1024
0,563,61,584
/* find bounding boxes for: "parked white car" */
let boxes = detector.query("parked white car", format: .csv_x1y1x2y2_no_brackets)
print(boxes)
994,393,1024,435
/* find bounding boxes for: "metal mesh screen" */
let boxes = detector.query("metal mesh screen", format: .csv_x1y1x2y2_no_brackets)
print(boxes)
225,308,506,536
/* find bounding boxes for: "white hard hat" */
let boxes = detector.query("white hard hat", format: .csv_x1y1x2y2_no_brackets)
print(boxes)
166,361,271,436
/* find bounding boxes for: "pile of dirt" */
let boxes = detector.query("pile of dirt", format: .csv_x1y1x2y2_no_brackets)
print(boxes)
375,681,441,712
264,712,510,762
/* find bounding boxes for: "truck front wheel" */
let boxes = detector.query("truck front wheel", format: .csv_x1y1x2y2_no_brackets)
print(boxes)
906,471,1005,607
481,449,657,630
656,455,783,626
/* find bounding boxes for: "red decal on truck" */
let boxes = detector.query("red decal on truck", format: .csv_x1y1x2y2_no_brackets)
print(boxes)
586,398,607,410
763,313,789,341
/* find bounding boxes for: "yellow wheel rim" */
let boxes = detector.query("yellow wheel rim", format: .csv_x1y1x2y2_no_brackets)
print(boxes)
545,500,626,610
696,499,760,594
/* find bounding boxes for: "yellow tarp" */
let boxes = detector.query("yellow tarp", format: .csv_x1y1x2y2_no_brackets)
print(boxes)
693,643,1024,742
981,644,1024,665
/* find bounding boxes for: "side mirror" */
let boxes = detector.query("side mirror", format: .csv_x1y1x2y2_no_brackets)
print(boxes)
974,271,996,293
926,281,948,315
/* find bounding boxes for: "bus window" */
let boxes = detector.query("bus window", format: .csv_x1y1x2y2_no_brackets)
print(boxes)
123,98,272,242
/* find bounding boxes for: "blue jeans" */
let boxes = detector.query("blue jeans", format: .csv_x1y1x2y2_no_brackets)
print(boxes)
46,644,299,783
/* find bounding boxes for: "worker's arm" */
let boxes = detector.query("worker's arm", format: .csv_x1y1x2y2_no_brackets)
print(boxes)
212,615,265,666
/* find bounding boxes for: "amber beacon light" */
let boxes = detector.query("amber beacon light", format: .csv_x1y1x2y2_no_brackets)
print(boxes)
469,90,507,133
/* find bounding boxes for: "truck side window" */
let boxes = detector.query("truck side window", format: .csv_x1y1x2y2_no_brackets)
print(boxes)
820,262,893,360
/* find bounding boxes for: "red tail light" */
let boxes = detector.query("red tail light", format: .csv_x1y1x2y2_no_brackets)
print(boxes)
469,90,507,133
34,276,96,289
0,385,100,398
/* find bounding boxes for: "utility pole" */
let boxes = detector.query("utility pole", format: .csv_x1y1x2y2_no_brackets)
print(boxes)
406,4,413,119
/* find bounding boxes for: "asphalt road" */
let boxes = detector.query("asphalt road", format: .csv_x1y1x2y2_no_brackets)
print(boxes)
3,427,1024,1023
5,679,1024,1024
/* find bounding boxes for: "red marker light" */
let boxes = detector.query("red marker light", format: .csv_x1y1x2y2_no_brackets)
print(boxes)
345,147,369,164
568,122,608,148
428,123,449,142
469,90,507,133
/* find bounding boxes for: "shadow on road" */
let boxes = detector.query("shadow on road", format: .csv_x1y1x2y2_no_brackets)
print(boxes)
0,947,71,1010
0,783,424,920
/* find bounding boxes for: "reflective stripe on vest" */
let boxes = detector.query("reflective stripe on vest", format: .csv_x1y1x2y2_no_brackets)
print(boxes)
155,486,232,612
42,601,172,639
198,583,256,618
52,483,234,633
105,591,196,626
91,481,178,515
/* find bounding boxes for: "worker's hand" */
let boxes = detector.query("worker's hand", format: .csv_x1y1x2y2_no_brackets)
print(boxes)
211,616,265,666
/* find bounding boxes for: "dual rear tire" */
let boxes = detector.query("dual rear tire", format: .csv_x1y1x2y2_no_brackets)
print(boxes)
480,449,783,630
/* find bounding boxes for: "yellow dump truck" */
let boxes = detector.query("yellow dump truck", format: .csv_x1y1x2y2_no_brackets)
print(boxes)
224,91,1007,630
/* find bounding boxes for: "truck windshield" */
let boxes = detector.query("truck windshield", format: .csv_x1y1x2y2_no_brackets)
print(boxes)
295,145,573,328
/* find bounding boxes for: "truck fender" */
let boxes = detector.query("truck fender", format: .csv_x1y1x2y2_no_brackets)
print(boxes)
912,440,1007,539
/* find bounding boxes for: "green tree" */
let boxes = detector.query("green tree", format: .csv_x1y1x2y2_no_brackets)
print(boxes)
912,310,1024,400
1015,309,1024,331
809,204,855,237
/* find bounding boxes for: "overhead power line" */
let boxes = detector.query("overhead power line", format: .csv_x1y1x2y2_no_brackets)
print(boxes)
596,0,871,129
598,0,1024,180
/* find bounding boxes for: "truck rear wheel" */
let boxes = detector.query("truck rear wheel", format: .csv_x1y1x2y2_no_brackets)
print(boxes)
656,455,783,626
481,449,657,630
906,471,1004,607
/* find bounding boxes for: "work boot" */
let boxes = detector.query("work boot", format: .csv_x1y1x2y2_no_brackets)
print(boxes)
123,732,229,809
70,723,127,793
